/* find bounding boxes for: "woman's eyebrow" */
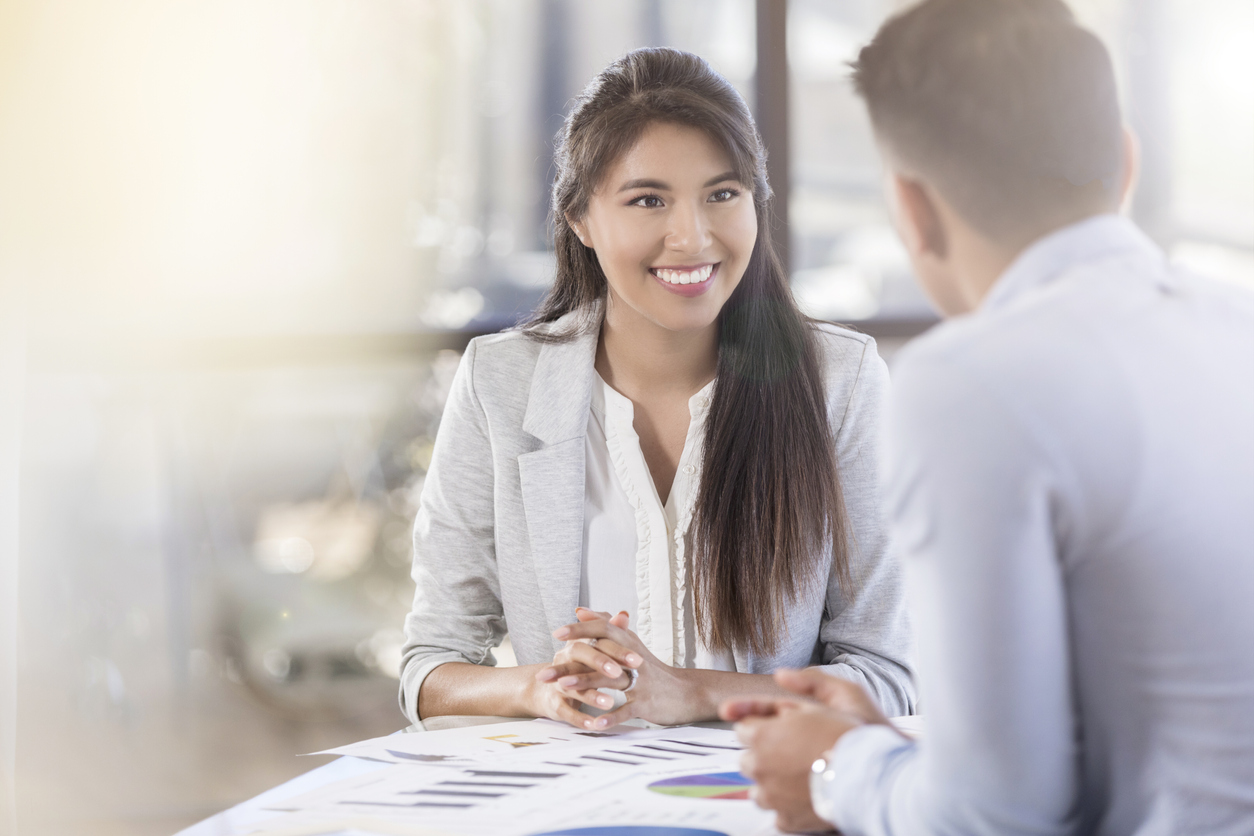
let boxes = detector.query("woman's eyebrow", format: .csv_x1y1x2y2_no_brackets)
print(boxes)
616,172,740,193
617,178,669,193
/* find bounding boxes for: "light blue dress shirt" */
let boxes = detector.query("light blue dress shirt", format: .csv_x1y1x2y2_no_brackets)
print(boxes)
817,215,1254,835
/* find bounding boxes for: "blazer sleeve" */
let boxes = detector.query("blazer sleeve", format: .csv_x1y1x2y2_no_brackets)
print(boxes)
813,336,918,717
398,339,507,725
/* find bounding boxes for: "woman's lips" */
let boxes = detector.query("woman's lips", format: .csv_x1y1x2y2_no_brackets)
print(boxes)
651,263,719,297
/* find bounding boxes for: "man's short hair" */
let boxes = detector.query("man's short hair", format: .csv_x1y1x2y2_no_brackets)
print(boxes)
851,0,1124,242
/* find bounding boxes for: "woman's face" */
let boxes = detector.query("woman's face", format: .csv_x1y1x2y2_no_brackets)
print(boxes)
572,122,758,335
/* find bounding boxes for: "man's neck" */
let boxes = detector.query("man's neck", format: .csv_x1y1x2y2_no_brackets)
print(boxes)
952,211,1113,310
955,238,1020,311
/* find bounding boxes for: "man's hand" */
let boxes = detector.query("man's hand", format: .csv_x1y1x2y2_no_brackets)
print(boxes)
735,702,857,833
721,668,892,723
719,668,896,833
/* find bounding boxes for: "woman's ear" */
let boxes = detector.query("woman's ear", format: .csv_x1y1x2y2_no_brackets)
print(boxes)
567,216,591,248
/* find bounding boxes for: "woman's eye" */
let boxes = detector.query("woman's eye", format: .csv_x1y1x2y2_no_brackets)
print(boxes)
631,195,664,208
710,188,740,202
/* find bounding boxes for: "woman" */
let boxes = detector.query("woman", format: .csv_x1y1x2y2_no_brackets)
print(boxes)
399,48,914,730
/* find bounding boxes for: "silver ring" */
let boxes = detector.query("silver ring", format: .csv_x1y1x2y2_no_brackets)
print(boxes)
586,638,598,647
623,667,639,692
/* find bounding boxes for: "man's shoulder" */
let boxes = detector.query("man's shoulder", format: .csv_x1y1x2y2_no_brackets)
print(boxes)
896,264,1111,381
892,310,1009,383
890,280,1104,431
893,256,1254,442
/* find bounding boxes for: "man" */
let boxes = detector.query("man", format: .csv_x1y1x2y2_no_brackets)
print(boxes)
723,1,1254,834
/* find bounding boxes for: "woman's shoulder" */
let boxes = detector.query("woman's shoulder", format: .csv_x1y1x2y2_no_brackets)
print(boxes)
806,321,891,440
458,317,599,422
811,320,875,349
461,328,545,388
465,308,596,370
809,321,884,386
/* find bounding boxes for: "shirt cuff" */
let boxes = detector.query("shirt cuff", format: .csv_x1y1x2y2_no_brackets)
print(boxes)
816,722,918,834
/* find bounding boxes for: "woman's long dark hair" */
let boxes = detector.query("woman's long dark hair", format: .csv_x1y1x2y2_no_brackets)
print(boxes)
527,48,848,655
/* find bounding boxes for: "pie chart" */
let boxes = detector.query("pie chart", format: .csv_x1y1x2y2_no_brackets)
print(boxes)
533,828,727,836
646,771,753,800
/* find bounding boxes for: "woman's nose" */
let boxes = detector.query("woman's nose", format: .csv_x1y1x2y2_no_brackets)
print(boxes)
664,202,711,253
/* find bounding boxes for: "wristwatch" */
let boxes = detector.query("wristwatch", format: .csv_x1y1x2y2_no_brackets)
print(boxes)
809,754,838,825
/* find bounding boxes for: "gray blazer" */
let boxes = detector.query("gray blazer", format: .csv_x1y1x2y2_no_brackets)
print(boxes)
400,312,916,723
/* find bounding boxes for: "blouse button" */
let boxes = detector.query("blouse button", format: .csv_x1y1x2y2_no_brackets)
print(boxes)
682,464,696,475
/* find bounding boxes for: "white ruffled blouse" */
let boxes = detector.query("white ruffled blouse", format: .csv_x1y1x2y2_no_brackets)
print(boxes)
579,372,735,671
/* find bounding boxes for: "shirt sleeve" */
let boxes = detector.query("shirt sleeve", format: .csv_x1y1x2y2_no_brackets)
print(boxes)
814,337,918,718
398,339,507,725
817,348,1079,836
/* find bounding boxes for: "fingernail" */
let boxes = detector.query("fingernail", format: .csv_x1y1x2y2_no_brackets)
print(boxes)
597,695,611,707
594,717,609,728
625,654,642,666
553,627,570,639
603,662,620,676
583,719,593,728
536,669,556,682
559,676,578,688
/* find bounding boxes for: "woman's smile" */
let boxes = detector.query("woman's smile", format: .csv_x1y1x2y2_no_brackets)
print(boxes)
651,262,719,296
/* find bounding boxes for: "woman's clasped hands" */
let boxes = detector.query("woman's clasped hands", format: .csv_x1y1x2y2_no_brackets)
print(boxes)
531,607,696,730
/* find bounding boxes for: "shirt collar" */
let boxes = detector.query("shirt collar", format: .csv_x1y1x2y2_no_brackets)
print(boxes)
982,214,1165,313
687,378,716,419
592,373,716,422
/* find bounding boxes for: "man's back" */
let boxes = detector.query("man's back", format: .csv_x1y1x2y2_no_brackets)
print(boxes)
1047,236,1253,833
825,216,1254,835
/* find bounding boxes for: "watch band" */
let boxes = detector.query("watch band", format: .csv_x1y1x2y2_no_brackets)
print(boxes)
809,754,838,824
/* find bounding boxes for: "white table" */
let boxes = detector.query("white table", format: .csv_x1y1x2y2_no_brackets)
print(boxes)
177,715,911,836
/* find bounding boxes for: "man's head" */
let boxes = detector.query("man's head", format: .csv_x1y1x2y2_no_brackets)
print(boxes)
851,0,1134,314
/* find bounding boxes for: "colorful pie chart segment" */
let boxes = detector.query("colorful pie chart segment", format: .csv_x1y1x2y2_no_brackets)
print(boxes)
646,771,754,800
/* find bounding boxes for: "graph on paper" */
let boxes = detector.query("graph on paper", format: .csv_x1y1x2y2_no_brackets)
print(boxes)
272,720,774,836
647,772,752,800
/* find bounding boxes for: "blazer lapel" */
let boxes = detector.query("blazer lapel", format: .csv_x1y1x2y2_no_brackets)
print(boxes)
518,315,598,634
519,440,586,634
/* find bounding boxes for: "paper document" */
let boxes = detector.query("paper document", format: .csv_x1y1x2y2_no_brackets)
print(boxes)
313,718,743,768
264,719,783,836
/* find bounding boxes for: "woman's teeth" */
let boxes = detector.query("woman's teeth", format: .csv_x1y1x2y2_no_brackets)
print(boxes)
654,264,715,285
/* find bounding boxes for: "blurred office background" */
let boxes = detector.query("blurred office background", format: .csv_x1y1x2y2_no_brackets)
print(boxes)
0,1,1250,834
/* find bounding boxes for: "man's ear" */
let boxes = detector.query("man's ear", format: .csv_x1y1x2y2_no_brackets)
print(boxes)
1117,126,1140,214
891,173,948,260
